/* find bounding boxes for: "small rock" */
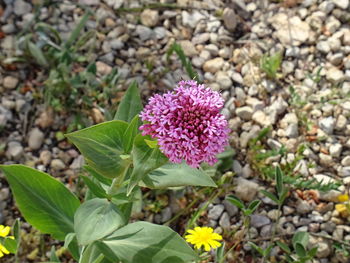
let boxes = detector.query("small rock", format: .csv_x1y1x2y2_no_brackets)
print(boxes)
14,0,32,15
222,200,238,217
234,178,259,202
40,150,52,166
252,110,271,126
285,123,299,138
270,14,310,46
283,206,295,215
135,25,153,41
161,207,172,223
140,9,159,27
70,155,85,170
296,200,313,214
219,212,231,229
332,0,349,9
222,8,237,32
319,117,335,134
236,106,253,120
96,61,112,75
35,108,54,129
317,41,331,54
105,0,123,9
250,215,271,228
179,40,198,57
326,67,345,83
341,156,350,166
6,141,23,161
50,159,66,171
3,76,19,89
335,115,347,130
182,10,205,28
208,204,225,220
329,144,342,158
216,71,232,89
28,128,44,150
203,57,224,73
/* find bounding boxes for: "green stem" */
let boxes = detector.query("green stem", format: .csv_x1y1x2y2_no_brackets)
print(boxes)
107,161,131,196
262,203,281,263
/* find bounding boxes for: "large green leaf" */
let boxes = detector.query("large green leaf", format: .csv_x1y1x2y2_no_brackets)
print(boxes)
114,81,143,122
127,135,168,195
80,243,111,263
141,163,216,188
74,198,126,246
99,221,198,263
66,121,128,178
0,165,80,240
122,115,140,154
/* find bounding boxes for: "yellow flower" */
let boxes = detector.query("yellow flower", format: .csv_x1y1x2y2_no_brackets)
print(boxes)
0,225,13,258
338,194,349,202
185,226,222,251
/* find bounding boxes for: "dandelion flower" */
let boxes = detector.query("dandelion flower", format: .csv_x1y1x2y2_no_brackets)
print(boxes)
0,225,12,258
338,194,349,202
185,226,222,251
140,80,229,168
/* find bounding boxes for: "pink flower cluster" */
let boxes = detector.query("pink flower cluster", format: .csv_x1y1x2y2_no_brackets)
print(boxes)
139,80,230,168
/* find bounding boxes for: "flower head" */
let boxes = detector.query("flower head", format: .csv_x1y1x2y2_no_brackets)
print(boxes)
338,194,349,203
0,225,12,258
185,226,222,251
140,80,229,168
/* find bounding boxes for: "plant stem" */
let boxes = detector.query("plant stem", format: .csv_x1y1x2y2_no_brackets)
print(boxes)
107,161,131,196
261,203,281,263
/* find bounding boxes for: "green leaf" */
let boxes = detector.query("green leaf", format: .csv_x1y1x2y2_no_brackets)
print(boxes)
144,139,158,149
114,81,143,123
308,247,318,257
123,115,140,153
166,42,199,82
74,198,126,246
216,243,225,263
275,166,284,197
3,237,17,254
295,243,307,258
64,233,80,261
127,135,168,195
84,165,112,186
0,165,80,240
66,120,129,178
226,195,245,210
141,162,216,189
264,243,274,257
49,246,60,262
66,11,91,47
276,241,291,253
248,242,264,256
247,200,261,213
260,190,279,205
99,221,198,263
80,176,107,199
28,41,49,67
12,218,20,250
292,232,309,249
80,243,107,263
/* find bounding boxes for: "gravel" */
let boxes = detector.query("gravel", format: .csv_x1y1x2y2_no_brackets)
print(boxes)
2,0,350,261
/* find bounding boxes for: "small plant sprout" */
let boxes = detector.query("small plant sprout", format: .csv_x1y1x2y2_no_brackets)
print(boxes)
260,51,282,79
185,226,223,252
277,232,318,263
